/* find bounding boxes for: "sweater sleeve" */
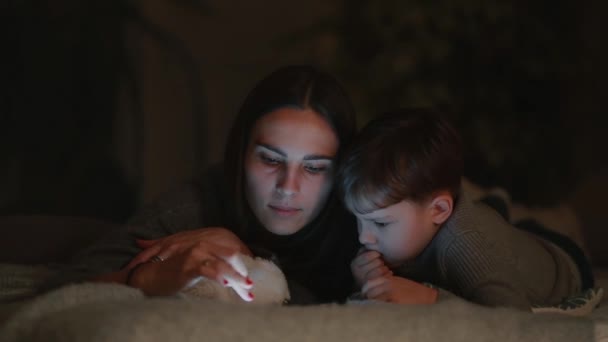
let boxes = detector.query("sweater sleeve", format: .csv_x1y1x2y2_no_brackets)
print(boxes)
40,166,226,293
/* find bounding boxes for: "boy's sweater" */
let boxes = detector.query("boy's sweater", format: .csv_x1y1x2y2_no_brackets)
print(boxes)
393,192,581,310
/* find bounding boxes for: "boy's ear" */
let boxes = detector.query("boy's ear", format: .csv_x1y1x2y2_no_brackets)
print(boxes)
428,193,453,225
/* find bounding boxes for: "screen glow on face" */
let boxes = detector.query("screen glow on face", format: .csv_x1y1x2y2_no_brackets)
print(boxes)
244,107,338,235
354,200,435,266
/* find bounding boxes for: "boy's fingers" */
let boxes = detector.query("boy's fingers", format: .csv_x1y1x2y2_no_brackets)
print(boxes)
358,258,384,274
360,250,381,259
367,290,390,302
356,247,368,256
364,281,390,300
361,277,387,295
365,265,392,279
352,251,383,268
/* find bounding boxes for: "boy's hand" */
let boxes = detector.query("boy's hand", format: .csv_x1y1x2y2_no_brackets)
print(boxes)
362,276,438,305
350,247,393,288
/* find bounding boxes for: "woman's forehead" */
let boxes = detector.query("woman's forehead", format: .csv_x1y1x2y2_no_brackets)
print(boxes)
250,107,339,157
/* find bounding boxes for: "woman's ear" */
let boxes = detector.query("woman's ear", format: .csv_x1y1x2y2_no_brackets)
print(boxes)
428,193,453,225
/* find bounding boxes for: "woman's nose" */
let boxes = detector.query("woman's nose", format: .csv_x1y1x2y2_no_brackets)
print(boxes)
276,166,300,196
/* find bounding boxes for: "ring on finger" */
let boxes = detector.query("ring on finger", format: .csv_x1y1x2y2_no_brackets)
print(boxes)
150,255,165,263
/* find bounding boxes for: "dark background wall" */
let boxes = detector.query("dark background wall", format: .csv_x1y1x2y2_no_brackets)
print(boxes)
1,0,606,258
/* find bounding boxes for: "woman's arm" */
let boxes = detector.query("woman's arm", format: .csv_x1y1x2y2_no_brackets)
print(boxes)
80,227,252,297
42,166,247,295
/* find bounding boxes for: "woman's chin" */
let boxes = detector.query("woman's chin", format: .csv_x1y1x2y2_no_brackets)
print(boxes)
264,221,303,236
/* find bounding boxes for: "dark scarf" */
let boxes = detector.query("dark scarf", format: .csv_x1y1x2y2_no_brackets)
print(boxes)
244,194,359,303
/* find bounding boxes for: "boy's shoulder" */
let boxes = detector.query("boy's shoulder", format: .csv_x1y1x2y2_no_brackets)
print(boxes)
433,191,516,260
440,190,511,236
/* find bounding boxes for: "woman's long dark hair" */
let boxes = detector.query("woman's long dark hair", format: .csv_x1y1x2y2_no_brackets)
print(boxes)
223,65,357,238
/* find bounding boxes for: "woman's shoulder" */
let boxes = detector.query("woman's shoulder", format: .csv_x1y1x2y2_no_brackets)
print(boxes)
128,163,230,229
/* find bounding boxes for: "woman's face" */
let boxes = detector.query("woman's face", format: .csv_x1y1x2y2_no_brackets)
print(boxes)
244,107,339,235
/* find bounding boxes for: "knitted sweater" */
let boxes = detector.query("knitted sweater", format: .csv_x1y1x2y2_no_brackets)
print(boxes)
393,192,582,310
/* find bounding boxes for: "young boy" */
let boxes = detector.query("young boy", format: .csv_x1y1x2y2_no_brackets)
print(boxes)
338,108,592,310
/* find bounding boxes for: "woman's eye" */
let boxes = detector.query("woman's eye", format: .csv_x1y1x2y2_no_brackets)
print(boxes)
373,221,389,228
304,165,328,174
260,155,281,165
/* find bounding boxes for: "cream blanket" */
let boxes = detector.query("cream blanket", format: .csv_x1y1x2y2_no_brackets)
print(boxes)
1,280,606,342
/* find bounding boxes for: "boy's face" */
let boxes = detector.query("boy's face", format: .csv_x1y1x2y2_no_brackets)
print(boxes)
354,200,438,267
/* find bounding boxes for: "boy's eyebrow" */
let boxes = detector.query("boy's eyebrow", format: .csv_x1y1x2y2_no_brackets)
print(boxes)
256,143,335,161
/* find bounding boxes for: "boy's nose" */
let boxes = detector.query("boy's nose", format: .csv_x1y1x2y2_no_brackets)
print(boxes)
358,226,376,245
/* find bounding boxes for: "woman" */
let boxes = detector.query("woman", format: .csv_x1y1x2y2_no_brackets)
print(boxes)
46,65,360,304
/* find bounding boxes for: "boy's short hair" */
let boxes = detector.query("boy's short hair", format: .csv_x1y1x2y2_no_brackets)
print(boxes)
338,108,463,214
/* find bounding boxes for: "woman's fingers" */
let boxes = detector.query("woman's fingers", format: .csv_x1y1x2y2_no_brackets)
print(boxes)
125,245,162,269
196,257,250,289
223,254,249,278
125,228,257,297
229,281,254,302
129,228,247,267
135,238,159,248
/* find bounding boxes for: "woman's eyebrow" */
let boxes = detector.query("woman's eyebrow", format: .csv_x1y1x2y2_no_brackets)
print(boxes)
303,154,334,161
256,144,285,156
256,143,334,161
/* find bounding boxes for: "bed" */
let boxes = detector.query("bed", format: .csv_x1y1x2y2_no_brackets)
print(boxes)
1,213,606,342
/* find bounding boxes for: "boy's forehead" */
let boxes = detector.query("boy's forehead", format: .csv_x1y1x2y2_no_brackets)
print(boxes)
356,206,394,219
354,200,416,219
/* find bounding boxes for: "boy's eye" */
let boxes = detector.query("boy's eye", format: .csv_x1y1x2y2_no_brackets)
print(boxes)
373,221,390,228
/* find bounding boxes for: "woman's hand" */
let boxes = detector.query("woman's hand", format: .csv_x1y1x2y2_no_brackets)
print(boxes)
350,247,393,288
126,227,252,269
123,227,254,296
362,276,438,305
127,240,253,296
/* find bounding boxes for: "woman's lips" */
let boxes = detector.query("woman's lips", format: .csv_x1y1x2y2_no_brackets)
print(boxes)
268,204,301,217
